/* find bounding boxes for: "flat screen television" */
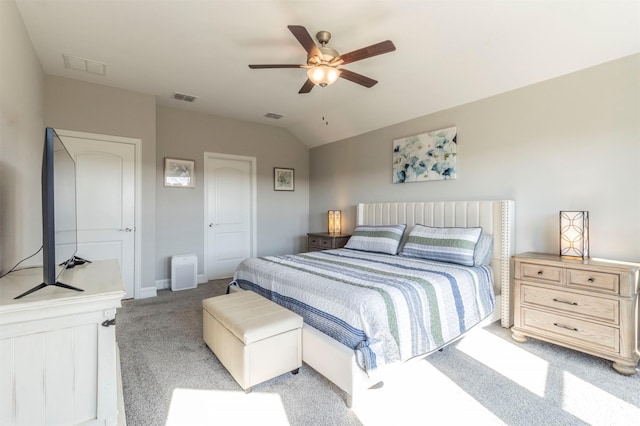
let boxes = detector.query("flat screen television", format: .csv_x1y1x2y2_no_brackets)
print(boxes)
15,128,87,299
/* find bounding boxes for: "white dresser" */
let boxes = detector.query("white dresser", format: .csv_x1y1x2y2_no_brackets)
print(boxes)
0,260,126,425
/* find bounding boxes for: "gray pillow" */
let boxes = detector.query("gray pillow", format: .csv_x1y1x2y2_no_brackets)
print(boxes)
474,232,493,266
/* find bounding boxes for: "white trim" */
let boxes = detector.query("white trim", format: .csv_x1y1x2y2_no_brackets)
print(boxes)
138,286,157,299
155,274,207,291
203,152,257,281
55,129,143,300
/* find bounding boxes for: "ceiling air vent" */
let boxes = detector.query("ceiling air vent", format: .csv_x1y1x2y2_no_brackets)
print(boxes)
63,54,107,76
173,92,198,102
264,112,284,120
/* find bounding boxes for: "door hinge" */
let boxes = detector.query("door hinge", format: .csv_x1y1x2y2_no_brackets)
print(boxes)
101,318,116,327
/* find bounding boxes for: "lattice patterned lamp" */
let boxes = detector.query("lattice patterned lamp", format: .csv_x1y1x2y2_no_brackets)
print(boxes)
559,211,589,259
328,210,341,235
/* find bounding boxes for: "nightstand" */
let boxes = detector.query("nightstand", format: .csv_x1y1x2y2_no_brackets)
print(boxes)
307,232,351,252
511,252,639,375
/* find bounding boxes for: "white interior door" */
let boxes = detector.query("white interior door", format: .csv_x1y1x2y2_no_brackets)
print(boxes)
205,154,256,280
60,135,136,299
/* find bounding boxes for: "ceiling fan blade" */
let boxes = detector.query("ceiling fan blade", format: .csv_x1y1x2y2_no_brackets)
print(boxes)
339,69,378,88
248,64,304,69
338,40,396,65
298,79,315,94
288,25,320,58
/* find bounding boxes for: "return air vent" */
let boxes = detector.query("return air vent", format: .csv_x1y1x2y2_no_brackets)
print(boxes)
63,54,107,76
264,112,284,120
173,92,198,102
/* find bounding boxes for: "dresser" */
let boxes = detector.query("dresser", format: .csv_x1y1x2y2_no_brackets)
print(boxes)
307,232,351,251
511,252,639,375
0,260,126,425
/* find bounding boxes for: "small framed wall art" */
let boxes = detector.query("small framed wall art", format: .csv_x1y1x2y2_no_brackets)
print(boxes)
164,157,196,188
274,167,294,191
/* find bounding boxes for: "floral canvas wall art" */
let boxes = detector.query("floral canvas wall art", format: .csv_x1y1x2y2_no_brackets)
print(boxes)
392,127,457,183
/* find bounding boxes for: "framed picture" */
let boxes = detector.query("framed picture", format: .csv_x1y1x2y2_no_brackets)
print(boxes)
392,126,457,183
274,167,294,191
164,158,195,188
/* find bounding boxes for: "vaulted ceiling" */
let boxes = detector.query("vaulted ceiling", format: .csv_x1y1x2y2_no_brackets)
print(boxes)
16,0,640,147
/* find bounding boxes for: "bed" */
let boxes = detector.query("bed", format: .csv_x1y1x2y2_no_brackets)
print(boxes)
229,200,514,407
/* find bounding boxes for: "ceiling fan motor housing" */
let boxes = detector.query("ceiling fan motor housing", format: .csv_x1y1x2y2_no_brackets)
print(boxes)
309,46,339,64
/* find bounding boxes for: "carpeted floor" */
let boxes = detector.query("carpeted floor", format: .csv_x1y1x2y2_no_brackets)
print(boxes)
116,279,640,426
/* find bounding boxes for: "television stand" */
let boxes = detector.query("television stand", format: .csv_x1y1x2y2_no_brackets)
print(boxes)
14,255,95,298
14,280,83,300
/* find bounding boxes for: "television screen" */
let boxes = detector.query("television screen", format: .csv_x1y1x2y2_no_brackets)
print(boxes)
51,131,77,270
15,128,83,299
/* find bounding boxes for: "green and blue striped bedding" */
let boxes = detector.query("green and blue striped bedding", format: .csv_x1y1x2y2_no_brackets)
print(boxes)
232,248,494,374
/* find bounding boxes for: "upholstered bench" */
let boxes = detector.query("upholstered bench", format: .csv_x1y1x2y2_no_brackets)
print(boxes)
202,290,303,391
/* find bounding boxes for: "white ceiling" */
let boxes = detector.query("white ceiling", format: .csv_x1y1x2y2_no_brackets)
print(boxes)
16,0,640,148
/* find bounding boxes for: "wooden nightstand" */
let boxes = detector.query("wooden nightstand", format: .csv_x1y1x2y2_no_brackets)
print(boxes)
307,232,351,252
511,252,639,375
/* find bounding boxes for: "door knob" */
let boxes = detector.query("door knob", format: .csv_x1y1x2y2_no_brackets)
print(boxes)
119,227,134,232
209,223,217,227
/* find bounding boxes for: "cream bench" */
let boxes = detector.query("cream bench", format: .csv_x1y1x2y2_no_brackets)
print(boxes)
202,290,303,391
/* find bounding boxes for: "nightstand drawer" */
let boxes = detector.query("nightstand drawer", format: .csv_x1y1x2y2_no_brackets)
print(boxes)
521,285,619,324
521,308,619,353
308,236,331,248
307,233,351,251
520,263,563,284
567,269,619,294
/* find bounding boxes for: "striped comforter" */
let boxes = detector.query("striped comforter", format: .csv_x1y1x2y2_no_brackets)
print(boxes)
232,248,495,374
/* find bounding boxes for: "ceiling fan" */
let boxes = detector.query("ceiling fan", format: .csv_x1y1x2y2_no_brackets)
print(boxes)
248,25,396,94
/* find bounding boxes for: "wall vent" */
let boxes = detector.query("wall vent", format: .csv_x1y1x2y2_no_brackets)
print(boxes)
264,112,284,120
63,54,107,76
173,92,198,102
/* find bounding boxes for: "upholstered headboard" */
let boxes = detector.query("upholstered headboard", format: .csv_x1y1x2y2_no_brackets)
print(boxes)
355,200,515,327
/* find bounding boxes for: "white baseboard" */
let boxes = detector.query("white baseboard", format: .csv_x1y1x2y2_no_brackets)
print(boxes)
154,275,208,292
138,286,157,299
155,279,171,291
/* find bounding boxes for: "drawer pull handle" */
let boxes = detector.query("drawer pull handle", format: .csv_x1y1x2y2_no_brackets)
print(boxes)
553,322,578,332
537,271,543,276
587,277,595,283
552,298,578,306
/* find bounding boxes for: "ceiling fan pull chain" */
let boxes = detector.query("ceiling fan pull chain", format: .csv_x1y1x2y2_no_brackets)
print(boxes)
321,88,329,126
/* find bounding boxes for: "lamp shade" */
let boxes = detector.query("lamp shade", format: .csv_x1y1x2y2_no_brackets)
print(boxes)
328,210,341,234
307,65,340,87
560,211,589,258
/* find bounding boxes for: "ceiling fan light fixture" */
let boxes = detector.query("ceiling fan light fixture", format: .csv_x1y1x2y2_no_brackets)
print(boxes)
307,65,340,87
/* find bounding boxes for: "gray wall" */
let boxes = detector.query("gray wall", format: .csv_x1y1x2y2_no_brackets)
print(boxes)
155,106,309,281
310,54,640,263
44,76,157,293
0,0,45,273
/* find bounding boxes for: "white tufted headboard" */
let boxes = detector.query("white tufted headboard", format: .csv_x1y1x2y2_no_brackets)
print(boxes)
356,200,515,327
